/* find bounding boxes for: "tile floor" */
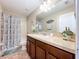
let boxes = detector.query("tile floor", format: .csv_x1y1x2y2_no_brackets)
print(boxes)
0,50,30,59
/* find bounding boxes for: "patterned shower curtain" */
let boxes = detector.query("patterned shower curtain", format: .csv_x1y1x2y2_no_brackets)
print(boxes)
0,13,21,52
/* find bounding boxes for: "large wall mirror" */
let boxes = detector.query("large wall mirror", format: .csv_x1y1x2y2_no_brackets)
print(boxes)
36,0,76,35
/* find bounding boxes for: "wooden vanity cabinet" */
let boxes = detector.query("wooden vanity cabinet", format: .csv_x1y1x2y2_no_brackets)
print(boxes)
27,36,75,59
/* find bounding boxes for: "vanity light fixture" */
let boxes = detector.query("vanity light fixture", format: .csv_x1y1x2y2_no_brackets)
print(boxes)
62,0,69,4
40,1,48,12
40,0,56,12
52,4,56,8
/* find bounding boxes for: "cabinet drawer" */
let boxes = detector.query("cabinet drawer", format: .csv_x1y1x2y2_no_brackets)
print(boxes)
36,40,47,50
46,45,75,59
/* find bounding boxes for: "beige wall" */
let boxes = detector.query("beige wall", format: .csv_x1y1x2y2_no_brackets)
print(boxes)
0,5,2,12
27,8,42,33
21,17,27,45
27,12,36,34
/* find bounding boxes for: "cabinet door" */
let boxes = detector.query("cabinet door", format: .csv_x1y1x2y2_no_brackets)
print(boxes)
30,42,35,59
27,40,30,55
36,46,45,59
46,52,57,59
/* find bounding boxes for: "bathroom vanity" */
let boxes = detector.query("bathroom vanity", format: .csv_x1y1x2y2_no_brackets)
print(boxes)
27,34,75,59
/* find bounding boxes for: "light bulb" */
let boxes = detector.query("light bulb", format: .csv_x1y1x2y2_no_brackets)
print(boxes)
52,5,56,8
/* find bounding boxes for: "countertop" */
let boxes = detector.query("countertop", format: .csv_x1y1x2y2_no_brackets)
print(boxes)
27,34,76,54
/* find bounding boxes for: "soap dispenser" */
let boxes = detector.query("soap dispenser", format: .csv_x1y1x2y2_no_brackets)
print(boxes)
62,27,68,40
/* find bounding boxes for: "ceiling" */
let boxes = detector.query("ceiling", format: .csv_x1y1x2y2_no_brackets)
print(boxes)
0,0,42,16
0,0,74,17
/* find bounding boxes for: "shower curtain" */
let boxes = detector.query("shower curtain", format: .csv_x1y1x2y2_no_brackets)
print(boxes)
0,13,21,55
